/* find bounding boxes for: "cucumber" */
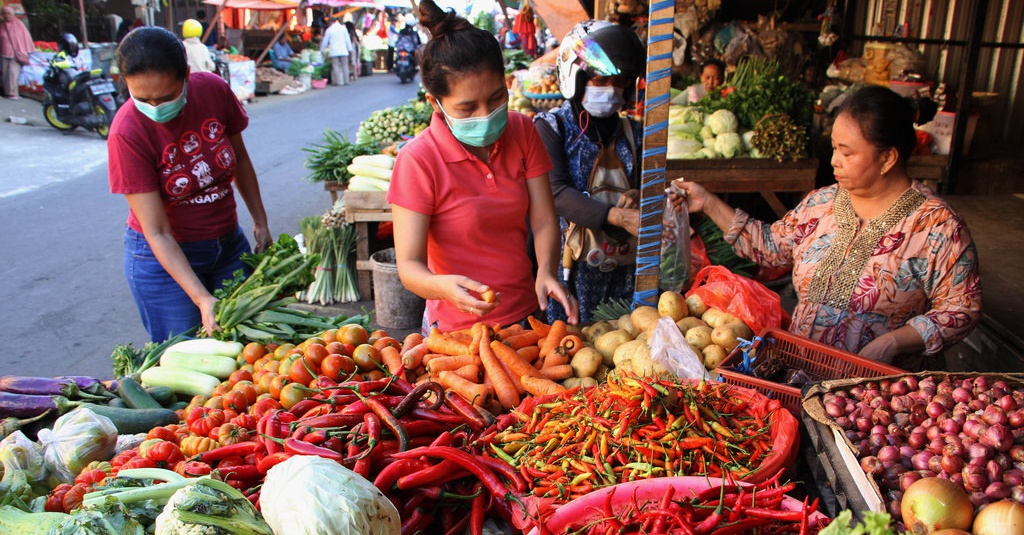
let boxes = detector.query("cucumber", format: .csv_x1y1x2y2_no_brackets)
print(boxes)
159,351,237,379
77,403,180,435
144,386,177,407
165,339,243,357
167,400,188,411
116,376,162,410
108,397,127,408
141,366,222,397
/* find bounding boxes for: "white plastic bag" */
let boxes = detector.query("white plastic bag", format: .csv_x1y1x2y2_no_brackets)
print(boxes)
649,317,711,381
38,407,117,485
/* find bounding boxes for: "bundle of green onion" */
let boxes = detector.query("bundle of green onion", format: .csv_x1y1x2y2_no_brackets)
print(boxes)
302,206,360,305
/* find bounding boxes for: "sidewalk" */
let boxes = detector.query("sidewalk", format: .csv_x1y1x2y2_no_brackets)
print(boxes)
0,92,45,127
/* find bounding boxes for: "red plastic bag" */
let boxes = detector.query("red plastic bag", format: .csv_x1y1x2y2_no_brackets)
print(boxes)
685,265,787,335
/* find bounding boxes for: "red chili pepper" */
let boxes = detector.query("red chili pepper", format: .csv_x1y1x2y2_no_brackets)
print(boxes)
199,441,261,463
301,429,329,444
443,513,470,535
430,431,454,447
322,436,344,453
283,437,343,461
365,397,409,452
442,390,487,429
475,453,526,492
391,446,512,501
215,464,261,481
295,412,363,429
373,458,432,491
399,419,451,438
396,459,468,490
361,411,381,458
256,452,292,473
287,398,321,417
405,406,468,426
401,508,432,534
469,483,486,535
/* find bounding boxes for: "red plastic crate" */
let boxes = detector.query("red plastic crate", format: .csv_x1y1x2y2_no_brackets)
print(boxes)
716,328,904,416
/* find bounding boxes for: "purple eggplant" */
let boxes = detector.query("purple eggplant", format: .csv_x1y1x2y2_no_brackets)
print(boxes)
0,375,112,400
0,392,78,418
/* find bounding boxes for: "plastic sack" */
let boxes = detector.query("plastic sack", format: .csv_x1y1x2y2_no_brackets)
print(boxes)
0,430,49,501
38,407,118,485
659,183,691,292
649,317,710,381
685,265,787,335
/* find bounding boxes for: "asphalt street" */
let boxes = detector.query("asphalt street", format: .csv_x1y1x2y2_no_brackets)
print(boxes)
0,73,419,379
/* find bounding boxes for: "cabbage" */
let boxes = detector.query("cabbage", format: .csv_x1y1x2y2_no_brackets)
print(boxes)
706,109,739,135
702,134,717,151
699,125,715,142
260,456,400,535
715,132,743,158
741,130,756,152
667,139,704,159
699,147,720,159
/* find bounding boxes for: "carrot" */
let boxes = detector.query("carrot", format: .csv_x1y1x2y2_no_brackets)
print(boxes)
542,350,570,368
450,364,482,383
496,324,525,340
516,345,540,363
521,375,567,397
420,353,448,367
425,354,482,373
437,370,492,407
538,364,574,381
526,316,552,337
468,323,488,357
478,335,520,410
402,342,432,369
502,330,543,350
538,320,568,360
490,340,539,393
400,332,425,355
426,331,473,356
380,346,403,376
560,334,585,357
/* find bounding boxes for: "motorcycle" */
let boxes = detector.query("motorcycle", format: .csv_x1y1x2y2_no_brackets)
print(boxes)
41,62,123,139
395,48,416,84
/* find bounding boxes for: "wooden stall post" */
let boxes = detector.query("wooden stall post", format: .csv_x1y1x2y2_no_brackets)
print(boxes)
631,0,675,307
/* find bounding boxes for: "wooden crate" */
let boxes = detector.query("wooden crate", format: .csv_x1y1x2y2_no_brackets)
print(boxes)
344,191,392,300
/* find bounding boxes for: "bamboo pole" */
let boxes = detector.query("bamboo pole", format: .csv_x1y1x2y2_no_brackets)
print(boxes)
632,0,674,306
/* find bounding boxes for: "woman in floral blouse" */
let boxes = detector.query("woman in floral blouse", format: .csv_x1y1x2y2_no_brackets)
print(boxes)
675,86,982,370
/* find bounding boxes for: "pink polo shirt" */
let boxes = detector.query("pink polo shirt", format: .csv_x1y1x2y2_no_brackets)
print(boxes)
387,110,553,331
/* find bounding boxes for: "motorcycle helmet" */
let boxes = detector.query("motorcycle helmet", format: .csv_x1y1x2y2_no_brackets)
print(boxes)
58,33,79,58
182,19,203,39
556,20,645,101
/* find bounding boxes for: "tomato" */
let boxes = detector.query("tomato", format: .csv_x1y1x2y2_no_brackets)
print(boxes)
212,382,231,396
186,406,226,437
230,413,259,431
269,375,291,400
325,341,345,355
120,455,157,471
288,356,316,385
174,460,213,477
228,368,253,386
110,449,139,469
257,372,277,395
221,389,249,413
352,344,381,372
145,425,179,443
279,382,311,410
141,440,185,468
180,435,218,457
304,343,329,366
46,484,71,512
242,342,267,364
273,343,296,359
62,483,90,513
320,354,356,381
322,328,338,344
305,336,326,348
373,336,402,352
75,468,106,486
337,324,369,346
217,422,253,445
369,329,389,341
233,381,258,405
250,397,281,419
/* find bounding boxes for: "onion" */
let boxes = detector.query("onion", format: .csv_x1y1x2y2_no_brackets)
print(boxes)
941,418,962,435
1013,485,1024,504
891,379,909,396
984,424,1014,452
941,453,965,474
944,441,966,458
825,401,845,418
938,381,956,397
1010,411,1024,429
971,491,991,508
870,396,888,410
988,459,1005,483
856,417,872,432
904,376,919,391
953,387,973,403
970,399,987,412
964,464,989,492
901,477,974,533
869,434,888,451
901,470,923,492
973,499,1024,535
973,376,990,393
928,401,948,419
835,416,853,430
909,431,927,449
986,481,1012,500
927,425,943,441
861,455,884,476
1011,445,1024,463
970,442,996,462
984,406,1010,427
849,385,865,399
1004,469,1024,487
998,395,1019,413
964,417,987,440
928,438,947,455
930,530,972,535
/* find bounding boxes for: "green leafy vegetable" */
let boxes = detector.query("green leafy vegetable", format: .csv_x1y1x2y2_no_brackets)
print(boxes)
819,510,908,535
303,130,379,185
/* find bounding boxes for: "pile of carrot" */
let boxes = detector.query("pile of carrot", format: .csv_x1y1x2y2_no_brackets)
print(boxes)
384,318,587,413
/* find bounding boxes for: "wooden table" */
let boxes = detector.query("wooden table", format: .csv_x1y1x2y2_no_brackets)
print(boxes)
343,190,392,300
666,158,818,218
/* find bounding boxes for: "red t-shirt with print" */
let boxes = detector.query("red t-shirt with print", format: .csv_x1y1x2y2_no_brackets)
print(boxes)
108,72,248,242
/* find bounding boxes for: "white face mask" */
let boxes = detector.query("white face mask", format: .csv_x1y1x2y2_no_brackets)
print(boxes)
582,86,625,118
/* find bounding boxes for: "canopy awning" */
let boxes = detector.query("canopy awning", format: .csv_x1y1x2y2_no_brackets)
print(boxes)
203,0,297,10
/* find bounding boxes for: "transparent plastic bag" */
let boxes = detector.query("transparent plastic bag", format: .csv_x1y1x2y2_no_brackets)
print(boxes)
659,183,691,292
0,430,49,501
649,317,710,381
38,407,117,485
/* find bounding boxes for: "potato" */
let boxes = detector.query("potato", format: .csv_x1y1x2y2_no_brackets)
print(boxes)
657,291,688,321
684,325,713,350
562,376,598,389
686,294,709,317
584,320,615,343
636,330,651,345
612,339,648,367
701,308,725,328
570,347,602,378
676,316,709,334
618,313,638,338
595,329,633,365
702,344,729,370
711,313,743,329
631,306,661,334
711,322,754,352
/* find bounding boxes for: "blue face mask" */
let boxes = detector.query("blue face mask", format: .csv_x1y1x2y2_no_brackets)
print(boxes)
582,86,625,118
133,81,188,123
437,100,508,148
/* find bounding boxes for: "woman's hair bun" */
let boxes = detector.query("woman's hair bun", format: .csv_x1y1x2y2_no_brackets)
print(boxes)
417,0,469,39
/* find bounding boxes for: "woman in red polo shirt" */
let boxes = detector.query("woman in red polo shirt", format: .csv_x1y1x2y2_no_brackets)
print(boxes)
387,0,578,332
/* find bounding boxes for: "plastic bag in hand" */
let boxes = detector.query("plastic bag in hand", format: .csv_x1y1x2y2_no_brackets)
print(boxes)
38,407,117,485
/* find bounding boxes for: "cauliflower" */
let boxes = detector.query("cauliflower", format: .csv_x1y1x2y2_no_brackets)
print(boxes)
154,479,272,535
715,132,743,158
706,109,739,135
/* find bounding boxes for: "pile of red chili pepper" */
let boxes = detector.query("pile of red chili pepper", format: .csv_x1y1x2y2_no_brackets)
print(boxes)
551,475,830,535
480,374,781,503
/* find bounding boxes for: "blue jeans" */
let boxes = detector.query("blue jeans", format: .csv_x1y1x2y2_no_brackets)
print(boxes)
123,226,251,342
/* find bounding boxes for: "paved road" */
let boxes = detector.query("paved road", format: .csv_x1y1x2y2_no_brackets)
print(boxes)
0,74,418,379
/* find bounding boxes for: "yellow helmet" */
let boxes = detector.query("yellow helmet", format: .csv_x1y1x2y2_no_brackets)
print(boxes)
182,19,203,39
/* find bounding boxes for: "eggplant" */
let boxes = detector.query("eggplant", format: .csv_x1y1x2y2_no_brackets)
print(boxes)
0,375,112,400
0,392,78,418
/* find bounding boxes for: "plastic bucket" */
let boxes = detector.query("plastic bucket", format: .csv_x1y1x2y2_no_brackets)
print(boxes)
369,248,425,329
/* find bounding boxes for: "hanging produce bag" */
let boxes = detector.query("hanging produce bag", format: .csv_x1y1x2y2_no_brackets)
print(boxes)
685,265,789,335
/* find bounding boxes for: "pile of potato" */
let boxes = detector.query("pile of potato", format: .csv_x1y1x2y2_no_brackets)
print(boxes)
580,291,754,377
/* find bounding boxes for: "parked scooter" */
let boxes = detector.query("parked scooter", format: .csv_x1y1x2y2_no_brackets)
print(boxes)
41,34,123,139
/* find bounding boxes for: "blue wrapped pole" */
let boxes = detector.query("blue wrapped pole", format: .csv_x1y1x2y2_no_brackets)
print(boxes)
632,0,675,308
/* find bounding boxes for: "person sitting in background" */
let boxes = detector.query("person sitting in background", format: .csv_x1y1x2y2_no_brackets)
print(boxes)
686,59,725,103
181,18,215,73
217,35,237,56
270,35,293,71
674,85,982,370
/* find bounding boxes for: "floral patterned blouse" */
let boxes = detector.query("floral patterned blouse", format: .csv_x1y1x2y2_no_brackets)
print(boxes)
724,181,982,364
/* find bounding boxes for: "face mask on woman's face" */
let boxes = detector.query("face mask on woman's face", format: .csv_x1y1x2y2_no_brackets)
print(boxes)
582,86,625,118
437,100,509,148
133,81,188,123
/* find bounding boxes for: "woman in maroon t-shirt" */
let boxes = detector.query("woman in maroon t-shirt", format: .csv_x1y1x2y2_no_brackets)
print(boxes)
108,27,272,342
